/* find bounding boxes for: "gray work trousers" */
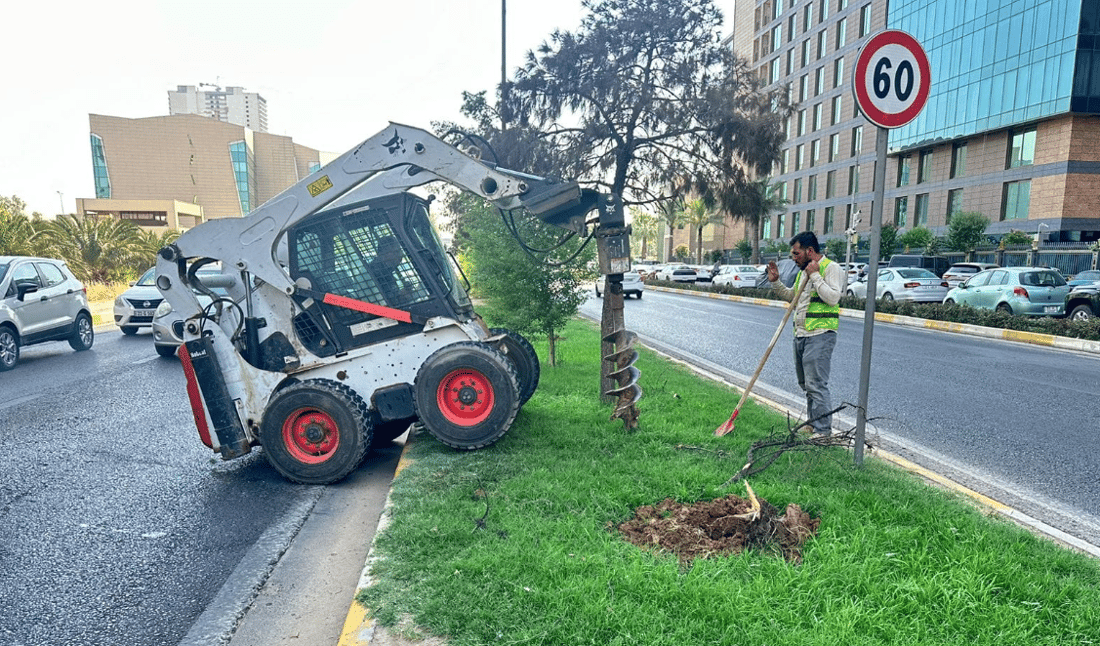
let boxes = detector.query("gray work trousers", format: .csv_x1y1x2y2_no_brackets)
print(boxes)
794,331,837,434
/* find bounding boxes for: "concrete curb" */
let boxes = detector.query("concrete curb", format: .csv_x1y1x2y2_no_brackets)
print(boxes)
647,285,1100,355
338,432,419,646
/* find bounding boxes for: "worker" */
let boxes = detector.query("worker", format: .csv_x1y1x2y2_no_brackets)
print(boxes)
370,235,409,306
765,231,846,436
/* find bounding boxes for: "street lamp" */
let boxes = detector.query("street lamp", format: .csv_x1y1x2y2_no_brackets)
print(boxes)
57,191,64,215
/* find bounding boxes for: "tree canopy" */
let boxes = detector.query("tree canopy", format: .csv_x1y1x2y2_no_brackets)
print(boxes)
946,212,990,253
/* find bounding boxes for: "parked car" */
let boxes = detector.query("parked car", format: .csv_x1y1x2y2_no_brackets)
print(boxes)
653,265,698,283
594,271,644,299
942,262,999,289
711,264,765,287
838,262,868,284
0,255,94,371
1067,269,1100,288
1064,283,1100,320
846,267,949,302
943,267,1070,316
887,254,951,277
691,266,713,283
151,267,234,357
113,266,164,335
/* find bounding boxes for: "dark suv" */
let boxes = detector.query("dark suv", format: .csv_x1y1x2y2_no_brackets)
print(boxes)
0,256,94,370
887,254,951,277
1065,283,1099,320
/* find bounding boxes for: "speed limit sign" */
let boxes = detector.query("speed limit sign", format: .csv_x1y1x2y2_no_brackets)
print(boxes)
853,30,930,129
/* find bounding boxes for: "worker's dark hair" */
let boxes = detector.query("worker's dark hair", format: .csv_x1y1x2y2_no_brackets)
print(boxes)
789,231,820,253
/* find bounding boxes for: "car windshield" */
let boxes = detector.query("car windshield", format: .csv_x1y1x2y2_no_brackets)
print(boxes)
949,266,978,275
135,267,157,286
0,263,8,283
1020,271,1066,287
897,268,937,279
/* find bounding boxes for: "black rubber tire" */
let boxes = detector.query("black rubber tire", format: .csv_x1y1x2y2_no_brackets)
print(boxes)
414,342,520,450
882,292,894,301
489,328,540,406
996,303,1013,314
68,313,94,351
121,326,139,336
636,292,642,299
260,379,372,484
595,284,602,298
0,327,18,371
155,344,178,358
944,298,955,305
1070,304,1095,320
846,289,855,297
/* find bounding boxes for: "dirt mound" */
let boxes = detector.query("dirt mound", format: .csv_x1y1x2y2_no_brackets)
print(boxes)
617,491,820,564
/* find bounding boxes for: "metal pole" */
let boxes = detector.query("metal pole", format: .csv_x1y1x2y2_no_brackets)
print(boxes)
57,191,64,215
501,0,508,132
853,126,888,466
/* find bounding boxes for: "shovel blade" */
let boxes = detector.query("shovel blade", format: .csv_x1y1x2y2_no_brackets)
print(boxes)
714,410,739,437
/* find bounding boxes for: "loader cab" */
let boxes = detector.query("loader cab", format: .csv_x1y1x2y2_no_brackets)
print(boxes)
286,193,472,356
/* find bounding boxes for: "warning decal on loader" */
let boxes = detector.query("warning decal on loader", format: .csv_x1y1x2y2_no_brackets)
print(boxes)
308,175,333,197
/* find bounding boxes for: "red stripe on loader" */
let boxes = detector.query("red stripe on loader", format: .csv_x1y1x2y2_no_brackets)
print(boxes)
178,345,215,449
321,293,413,323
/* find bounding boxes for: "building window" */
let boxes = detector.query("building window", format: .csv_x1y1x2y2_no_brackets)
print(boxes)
770,57,781,83
1002,180,1031,220
787,48,795,75
859,4,871,37
829,133,839,162
848,164,860,195
894,196,908,228
819,0,829,21
812,103,822,130
831,95,843,125
826,170,837,197
918,150,932,184
800,75,808,102
803,4,812,30
896,155,911,187
914,193,929,226
763,217,773,240
807,209,816,232
771,25,783,53
817,31,827,59
793,177,803,202
1007,127,1037,168
815,67,825,95
782,149,790,174
801,39,810,66
835,18,846,49
798,109,807,136
778,213,787,238
839,0,849,9
90,134,111,199
851,126,862,157
824,206,834,234
946,188,964,222
229,140,253,214
788,14,797,41
808,175,818,200
833,57,844,88
845,203,856,230
810,139,820,166
796,144,805,170
950,142,967,179
793,211,802,231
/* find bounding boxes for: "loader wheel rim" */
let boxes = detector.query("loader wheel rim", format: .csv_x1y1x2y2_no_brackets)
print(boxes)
282,407,340,464
436,368,495,426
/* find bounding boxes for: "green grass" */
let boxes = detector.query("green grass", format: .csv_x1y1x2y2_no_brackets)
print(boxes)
358,319,1100,645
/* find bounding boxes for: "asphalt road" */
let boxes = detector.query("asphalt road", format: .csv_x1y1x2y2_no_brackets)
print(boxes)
581,289,1100,547
0,329,321,646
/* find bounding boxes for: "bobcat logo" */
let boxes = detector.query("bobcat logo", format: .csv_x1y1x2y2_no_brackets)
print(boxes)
383,129,406,154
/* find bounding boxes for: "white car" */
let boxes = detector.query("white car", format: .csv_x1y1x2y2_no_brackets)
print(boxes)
712,264,765,287
691,266,713,283
151,266,234,357
114,266,164,335
837,262,868,284
594,271,644,299
654,265,698,282
846,267,949,302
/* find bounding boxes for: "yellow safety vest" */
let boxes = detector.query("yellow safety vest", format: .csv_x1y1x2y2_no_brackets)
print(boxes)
794,257,839,331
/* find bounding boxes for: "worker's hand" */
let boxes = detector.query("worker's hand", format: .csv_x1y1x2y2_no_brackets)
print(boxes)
766,261,779,282
805,258,820,276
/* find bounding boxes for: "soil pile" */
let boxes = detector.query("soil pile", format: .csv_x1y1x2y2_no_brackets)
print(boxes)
617,492,820,564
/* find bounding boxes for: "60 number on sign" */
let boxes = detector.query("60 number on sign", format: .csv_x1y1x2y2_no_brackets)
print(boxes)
853,30,930,130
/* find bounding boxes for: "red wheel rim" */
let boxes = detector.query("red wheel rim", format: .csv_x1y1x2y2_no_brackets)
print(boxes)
281,407,340,463
436,368,495,426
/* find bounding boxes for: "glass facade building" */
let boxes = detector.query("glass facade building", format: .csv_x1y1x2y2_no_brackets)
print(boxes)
90,134,111,199
891,0,1092,149
229,141,255,215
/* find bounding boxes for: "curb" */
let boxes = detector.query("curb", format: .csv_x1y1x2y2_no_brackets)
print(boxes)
647,285,1100,355
338,431,419,646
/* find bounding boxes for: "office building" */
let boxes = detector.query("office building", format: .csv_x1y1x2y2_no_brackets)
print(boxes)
168,85,269,133
733,0,1100,248
84,113,330,227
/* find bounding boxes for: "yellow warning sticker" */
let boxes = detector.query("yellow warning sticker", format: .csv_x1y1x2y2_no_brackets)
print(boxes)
308,175,333,197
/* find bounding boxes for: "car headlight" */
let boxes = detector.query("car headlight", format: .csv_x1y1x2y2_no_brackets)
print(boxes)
154,301,173,317
114,295,126,307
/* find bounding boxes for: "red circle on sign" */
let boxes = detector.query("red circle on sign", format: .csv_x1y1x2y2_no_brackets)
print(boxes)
853,30,930,129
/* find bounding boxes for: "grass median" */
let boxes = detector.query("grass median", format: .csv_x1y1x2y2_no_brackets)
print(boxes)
358,318,1100,645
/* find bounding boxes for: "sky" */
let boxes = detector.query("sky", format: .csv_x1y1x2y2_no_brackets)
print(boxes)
1,0,737,218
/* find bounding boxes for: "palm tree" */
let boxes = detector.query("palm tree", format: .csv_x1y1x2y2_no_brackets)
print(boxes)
727,179,788,264
678,198,724,264
628,208,660,260
38,214,142,283
132,229,182,272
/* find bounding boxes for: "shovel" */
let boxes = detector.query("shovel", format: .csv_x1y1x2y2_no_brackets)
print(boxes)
714,277,807,437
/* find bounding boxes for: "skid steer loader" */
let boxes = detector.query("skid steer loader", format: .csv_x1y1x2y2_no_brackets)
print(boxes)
155,123,639,484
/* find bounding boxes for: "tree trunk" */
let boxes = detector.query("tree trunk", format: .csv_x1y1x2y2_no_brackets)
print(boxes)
548,329,557,367
751,217,761,264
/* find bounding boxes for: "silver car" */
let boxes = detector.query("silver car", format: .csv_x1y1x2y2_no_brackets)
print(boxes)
846,267,949,302
151,268,234,357
113,266,164,335
0,256,94,371
595,271,644,298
